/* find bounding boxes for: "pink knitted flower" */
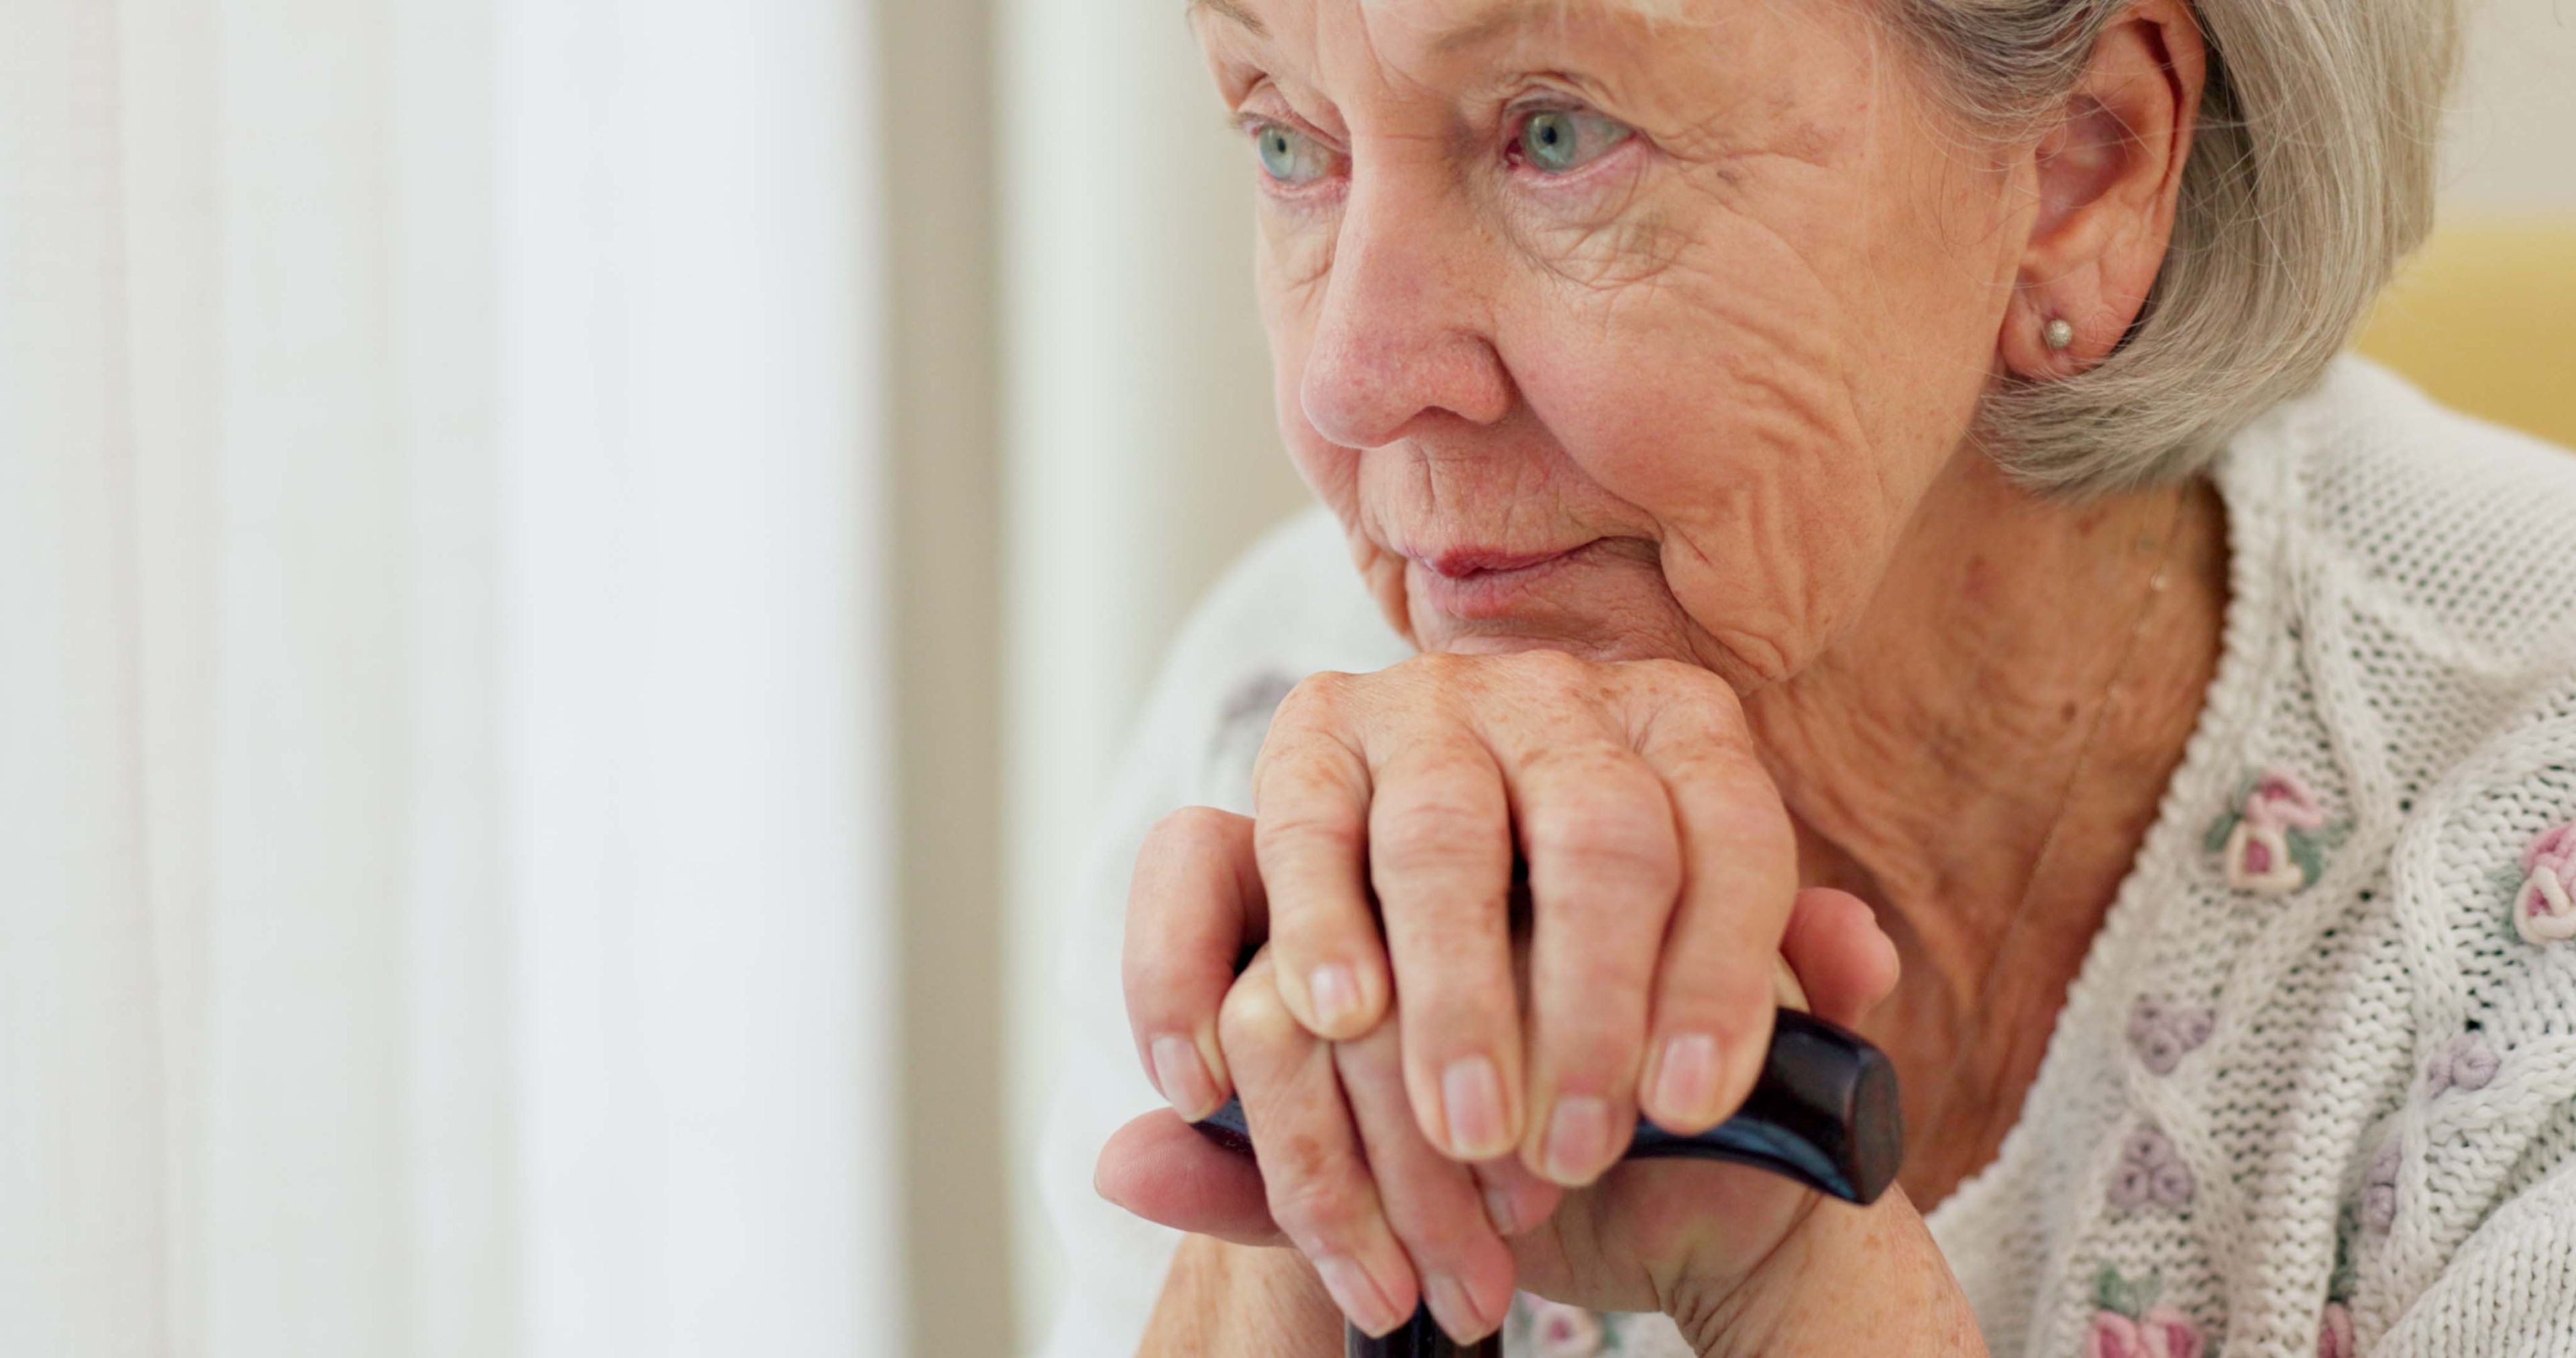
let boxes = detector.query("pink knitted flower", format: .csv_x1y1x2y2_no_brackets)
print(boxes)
2515,821,2576,945
2129,996,2216,1075
2365,1139,2402,1234
2244,770,2328,830
2317,1302,2355,1358
2223,821,2306,894
2092,1311,2146,1358
2090,1308,2205,1358
2426,1032,2500,1094
2209,769,2340,895
1525,1299,1603,1358
2524,821,2576,877
2138,1306,2206,1358
2108,1123,2193,1209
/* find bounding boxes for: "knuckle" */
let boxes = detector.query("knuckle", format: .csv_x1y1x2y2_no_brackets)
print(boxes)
1218,976,1301,1052
1519,738,1640,789
1652,734,1766,788
1525,800,1680,895
1265,1164,1371,1245
1270,670,1357,730
1502,646,1591,688
1631,655,1735,700
1682,785,1794,851
1370,793,1501,879
1252,801,1364,868
1401,650,1474,683
1144,804,1238,853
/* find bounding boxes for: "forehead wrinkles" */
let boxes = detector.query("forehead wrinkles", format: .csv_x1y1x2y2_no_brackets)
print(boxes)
1324,0,1744,137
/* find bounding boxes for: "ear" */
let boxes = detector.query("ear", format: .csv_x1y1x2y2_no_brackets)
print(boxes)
2000,0,2208,379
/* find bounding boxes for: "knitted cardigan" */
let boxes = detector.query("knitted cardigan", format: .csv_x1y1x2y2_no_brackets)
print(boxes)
1031,356,2576,1358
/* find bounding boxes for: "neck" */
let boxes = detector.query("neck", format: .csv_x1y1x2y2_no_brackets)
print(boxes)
1742,451,2230,1204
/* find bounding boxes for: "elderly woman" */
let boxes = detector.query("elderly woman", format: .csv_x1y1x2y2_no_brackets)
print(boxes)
1036,0,2576,1353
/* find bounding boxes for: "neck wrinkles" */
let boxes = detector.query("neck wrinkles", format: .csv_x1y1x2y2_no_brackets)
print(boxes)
1742,453,2232,1190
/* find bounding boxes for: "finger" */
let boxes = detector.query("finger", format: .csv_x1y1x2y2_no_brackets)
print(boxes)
1488,724,1680,1187
1364,729,1523,1164
1095,1109,1283,1247
1628,687,1801,1135
1251,674,1391,1041
1125,807,1266,1120
1777,887,1902,1029
1220,949,1417,1337
1335,1005,1518,1343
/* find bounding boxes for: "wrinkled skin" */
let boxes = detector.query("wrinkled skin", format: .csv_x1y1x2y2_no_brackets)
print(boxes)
1228,0,2016,681
1102,0,2216,1349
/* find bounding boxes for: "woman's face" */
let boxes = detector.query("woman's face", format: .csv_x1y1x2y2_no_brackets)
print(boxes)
1195,0,2035,685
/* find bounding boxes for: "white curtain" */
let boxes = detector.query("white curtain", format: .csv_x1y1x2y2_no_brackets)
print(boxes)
0,1,902,1355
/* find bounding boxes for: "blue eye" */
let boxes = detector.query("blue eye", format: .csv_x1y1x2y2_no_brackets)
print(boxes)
1517,107,1632,174
1252,121,1333,186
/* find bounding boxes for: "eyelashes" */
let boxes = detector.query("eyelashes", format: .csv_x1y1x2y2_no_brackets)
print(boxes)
1238,103,1645,208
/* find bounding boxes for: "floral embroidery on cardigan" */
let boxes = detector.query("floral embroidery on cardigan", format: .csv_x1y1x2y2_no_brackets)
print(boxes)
2363,1138,2402,1235
2318,1203,2361,1357
2087,1266,2204,1358
2425,1031,2498,1094
1504,1294,1628,1357
2204,769,2347,895
2127,997,2215,1075
2316,1302,2355,1358
2512,821,2576,945
2108,1125,2194,1210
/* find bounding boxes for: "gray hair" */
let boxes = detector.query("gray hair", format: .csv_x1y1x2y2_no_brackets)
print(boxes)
1891,0,2463,492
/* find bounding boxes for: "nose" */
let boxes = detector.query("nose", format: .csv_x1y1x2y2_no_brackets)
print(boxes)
1297,182,1514,450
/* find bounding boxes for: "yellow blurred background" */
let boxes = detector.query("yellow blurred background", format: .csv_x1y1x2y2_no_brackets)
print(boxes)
2359,219,2576,450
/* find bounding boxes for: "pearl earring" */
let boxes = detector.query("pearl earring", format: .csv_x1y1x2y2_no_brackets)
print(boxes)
2043,318,2076,352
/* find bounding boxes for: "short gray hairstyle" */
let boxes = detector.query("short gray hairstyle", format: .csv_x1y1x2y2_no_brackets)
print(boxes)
1890,0,2463,492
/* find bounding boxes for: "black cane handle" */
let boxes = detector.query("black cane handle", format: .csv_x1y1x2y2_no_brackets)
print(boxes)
1191,1008,1903,1355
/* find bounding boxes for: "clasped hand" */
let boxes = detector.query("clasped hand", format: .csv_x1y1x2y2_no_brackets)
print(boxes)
1097,650,1905,1345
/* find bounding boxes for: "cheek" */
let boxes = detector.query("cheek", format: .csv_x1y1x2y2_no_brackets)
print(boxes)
1499,208,1984,679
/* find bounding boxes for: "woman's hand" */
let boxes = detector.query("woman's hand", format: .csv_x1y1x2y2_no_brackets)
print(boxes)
1101,893,1922,1346
1101,651,1915,1339
1166,651,1816,1168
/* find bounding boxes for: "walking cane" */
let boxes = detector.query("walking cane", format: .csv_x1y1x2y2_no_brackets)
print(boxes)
1192,1006,1902,1355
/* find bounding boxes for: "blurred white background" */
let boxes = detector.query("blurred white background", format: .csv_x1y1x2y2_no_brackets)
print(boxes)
3,1,2568,1355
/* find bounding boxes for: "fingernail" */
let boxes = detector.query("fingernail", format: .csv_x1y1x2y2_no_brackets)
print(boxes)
1308,963,1361,1031
1482,1185,1521,1237
1542,1095,1612,1184
1424,1272,1489,1342
1315,1254,1405,1336
1652,1033,1722,1126
1442,1055,1511,1158
1151,1035,1219,1121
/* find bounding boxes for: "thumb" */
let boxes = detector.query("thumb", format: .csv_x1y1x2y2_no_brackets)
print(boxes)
1776,887,1901,1029
1095,1109,1287,1247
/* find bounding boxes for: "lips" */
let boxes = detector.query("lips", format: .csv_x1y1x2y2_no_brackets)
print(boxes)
1407,542,1593,619
1423,547,1581,579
